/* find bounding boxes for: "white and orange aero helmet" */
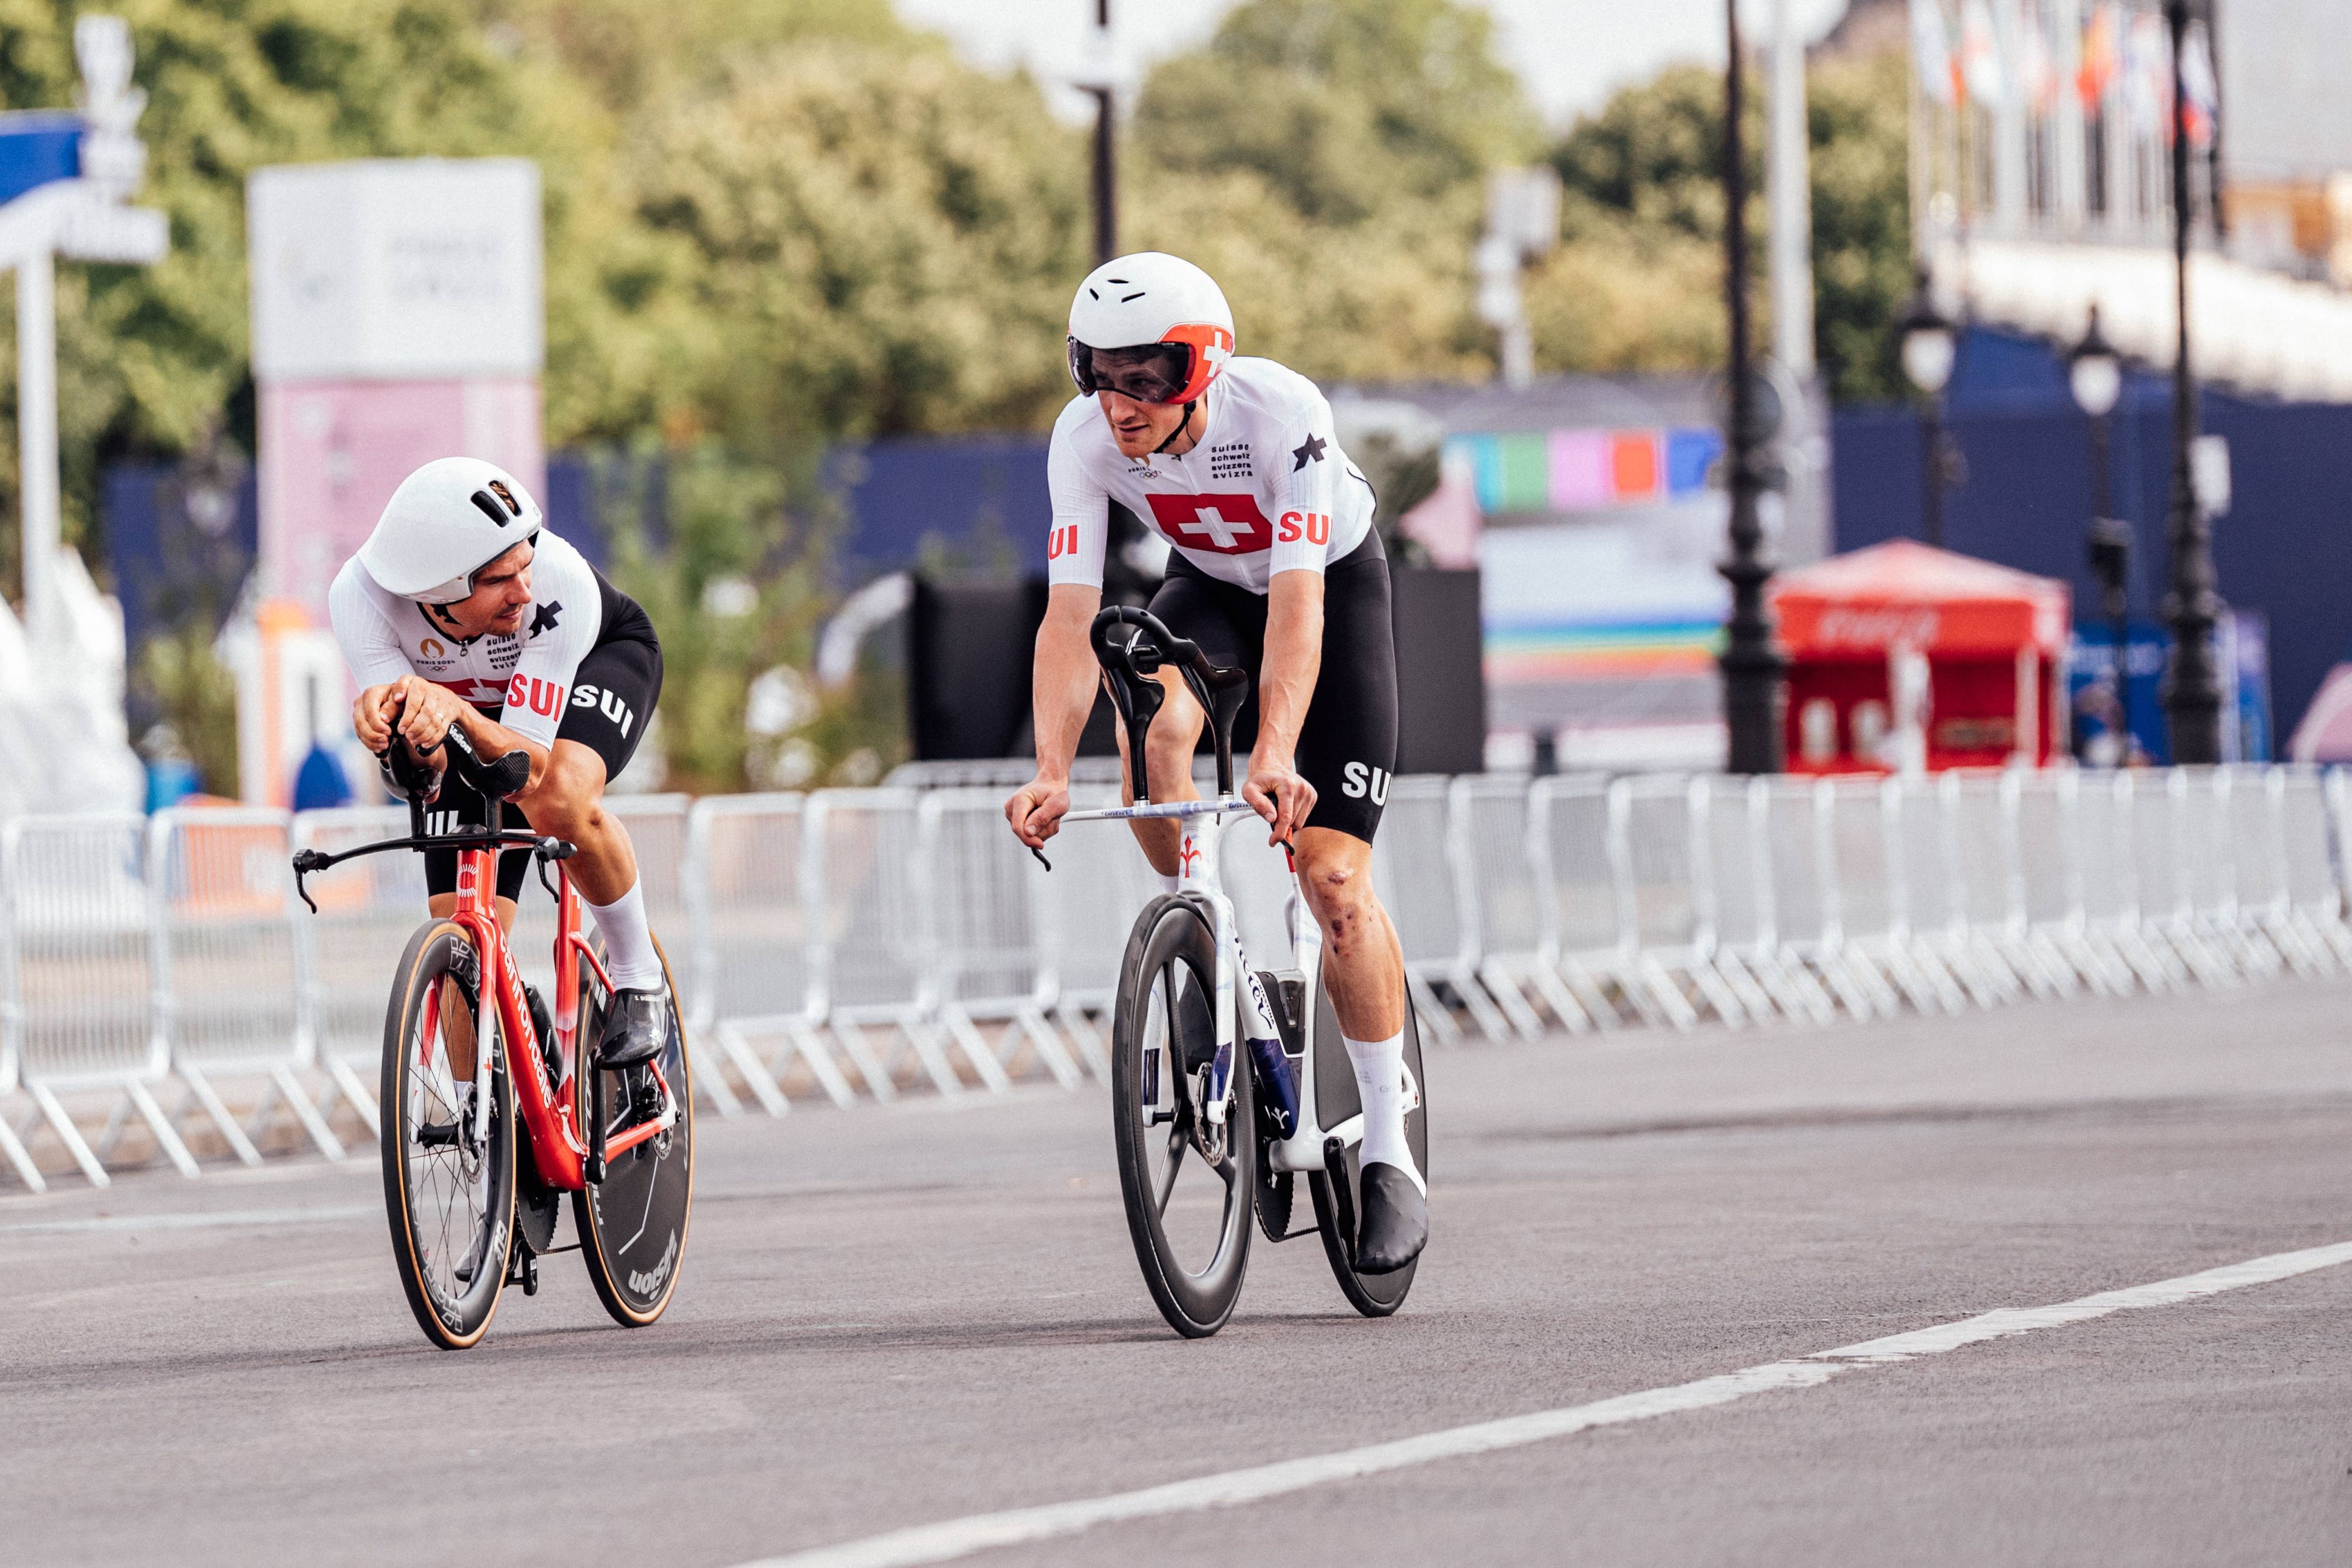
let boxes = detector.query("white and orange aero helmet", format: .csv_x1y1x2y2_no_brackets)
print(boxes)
1066,252,1235,408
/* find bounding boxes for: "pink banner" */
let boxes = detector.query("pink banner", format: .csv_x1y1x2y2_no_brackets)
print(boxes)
258,377,544,620
1547,429,1610,511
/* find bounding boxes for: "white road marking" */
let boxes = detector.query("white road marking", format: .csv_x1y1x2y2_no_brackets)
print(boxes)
737,1239,2352,1568
0,1203,376,1235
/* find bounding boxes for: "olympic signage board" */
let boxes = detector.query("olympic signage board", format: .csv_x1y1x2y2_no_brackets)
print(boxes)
248,158,543,382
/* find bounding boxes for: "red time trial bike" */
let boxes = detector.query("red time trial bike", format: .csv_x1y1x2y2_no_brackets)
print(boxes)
293,725,694,1350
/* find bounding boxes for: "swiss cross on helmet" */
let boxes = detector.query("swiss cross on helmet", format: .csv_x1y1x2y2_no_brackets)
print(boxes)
358,456,546,604
1067,252,1235,409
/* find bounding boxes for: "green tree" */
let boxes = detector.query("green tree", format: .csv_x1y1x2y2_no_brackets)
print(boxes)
1530,49,1913,402
1806,49,1912,403
613,39,1088,446
1124,0,1539,386
1133,0,1539,226
0,0,583,583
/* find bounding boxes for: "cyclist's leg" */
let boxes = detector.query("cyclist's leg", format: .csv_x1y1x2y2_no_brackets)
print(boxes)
1127,566,1253,877
510,636,669,1065
419,768,527,1079
1287,538,1421,1268
1289,536,1405,1044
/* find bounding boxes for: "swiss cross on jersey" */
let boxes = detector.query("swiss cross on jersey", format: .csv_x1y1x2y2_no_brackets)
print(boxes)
1142,493,1272,555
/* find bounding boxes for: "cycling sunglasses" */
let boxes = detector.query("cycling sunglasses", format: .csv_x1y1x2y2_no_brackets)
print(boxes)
1068,339,1196,405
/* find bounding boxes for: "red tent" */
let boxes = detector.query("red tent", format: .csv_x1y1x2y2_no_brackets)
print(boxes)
1768,540,2071,774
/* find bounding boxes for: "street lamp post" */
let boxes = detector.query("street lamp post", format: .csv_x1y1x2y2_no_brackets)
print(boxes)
2070,306,2132,760
1896,268,1959,549
1718,0,1783,775
2160,0,2225,764
1080,1,1117,264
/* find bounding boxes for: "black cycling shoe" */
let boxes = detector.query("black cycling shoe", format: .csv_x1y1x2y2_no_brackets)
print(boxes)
595,986,672,1069
1354,1161,1428,1275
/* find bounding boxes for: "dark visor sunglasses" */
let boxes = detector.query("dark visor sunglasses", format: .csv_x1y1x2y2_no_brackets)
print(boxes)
1068,339,1195,404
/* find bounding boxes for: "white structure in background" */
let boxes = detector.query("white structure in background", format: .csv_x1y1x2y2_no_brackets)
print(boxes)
0,16,166,817
1475,166,1560,389
1910,0,2352,401
237,158,545,805
1769,0,1833,571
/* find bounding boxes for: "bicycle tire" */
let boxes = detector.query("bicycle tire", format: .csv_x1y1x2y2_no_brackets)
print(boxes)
571,932,695,1328
380,920,517,1351
1110,895,1255,1339
1305,979,1427,1318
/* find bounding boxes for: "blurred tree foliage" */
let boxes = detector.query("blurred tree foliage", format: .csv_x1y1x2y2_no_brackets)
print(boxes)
1532,51,1912,402
0,0,1912,788
1127,0,1539,385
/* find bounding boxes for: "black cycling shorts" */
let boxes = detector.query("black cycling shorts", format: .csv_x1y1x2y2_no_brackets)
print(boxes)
424,628,664,900
1146,530,1399,845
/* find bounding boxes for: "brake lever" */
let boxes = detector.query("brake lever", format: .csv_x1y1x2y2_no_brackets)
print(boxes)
292,851,325,915
1030,845,1051,872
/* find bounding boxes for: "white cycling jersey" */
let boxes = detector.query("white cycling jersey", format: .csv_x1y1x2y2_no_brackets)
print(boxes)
328,530,605,750
1045,356,1375,596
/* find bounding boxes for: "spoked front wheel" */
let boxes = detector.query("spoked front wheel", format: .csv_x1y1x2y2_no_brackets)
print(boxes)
571,932,695,1328
380,920,516,1350
1111,895,1256,1338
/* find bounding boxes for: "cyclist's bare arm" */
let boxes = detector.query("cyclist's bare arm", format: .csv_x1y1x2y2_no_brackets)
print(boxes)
1007,583,1103,848
1245,570,1324,845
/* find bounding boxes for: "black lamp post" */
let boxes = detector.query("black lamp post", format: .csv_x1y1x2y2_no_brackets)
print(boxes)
2160,0,2226,764
1896,268,1960,549
2070,306,2132,758
1718,0,1783,775
1082,0,1118,264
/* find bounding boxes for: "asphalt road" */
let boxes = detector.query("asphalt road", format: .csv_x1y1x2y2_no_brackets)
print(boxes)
6,979,2352,1567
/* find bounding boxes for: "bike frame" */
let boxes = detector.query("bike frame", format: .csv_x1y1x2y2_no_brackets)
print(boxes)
1062,794,1360,1171
437,838,673,1192
294,761,676,1192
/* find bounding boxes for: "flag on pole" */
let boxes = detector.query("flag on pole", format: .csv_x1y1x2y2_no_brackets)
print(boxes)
2179,24,2219,149
1914,0,1959,108
2077,1,2119,109
1960,0,2006,108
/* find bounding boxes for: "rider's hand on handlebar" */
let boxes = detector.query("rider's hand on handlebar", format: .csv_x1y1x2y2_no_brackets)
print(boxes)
389,675,467,755
1242,753,1315,847
353,682,410,753
1005,775,1070,850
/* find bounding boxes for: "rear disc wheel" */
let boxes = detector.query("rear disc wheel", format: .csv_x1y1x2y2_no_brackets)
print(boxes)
571,932,695,1327
1307,979,1427,1318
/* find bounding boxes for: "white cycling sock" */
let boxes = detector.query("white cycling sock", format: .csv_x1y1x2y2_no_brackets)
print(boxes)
1344,1031,1424,1194
587,880,666,992
1157,871,1181,896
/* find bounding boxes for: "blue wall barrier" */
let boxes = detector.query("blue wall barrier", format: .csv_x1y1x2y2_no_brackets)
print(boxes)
1832,327,2352,743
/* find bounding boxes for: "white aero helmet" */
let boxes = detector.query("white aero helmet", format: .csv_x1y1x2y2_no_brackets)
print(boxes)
358,457,544,604
1066,251,1235,409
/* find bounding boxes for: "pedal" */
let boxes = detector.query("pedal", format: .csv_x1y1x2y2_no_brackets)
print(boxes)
507,1246,539,1296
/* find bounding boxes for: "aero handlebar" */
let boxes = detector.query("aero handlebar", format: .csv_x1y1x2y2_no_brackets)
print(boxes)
290,697,561,914
1089,606,1250,805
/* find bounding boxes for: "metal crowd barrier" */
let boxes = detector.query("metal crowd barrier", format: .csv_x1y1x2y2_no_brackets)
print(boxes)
6,761,2351,1189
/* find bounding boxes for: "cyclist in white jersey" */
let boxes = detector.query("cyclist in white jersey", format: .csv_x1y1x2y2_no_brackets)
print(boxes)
1007,252,1425,1272
328,457,672,1070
